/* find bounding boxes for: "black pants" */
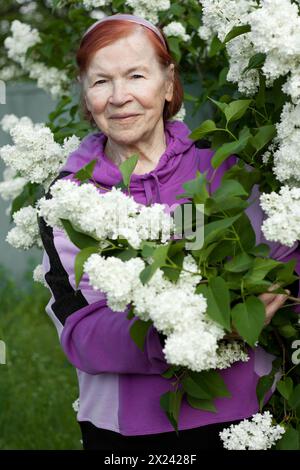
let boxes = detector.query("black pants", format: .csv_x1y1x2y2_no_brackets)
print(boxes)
79,419,240,451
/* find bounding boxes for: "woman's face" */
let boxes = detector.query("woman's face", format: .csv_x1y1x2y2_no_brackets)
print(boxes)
83,28,174,145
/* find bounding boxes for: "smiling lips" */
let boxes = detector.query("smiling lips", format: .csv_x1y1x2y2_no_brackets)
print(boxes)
110,114,140,120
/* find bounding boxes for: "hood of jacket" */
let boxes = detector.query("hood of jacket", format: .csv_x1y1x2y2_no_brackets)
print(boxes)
60,119,196,206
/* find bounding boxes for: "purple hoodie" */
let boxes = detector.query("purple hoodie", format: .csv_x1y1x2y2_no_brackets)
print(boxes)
38,119,300,436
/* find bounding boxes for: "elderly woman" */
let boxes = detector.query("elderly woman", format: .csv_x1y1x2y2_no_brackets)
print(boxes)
38,13,297,451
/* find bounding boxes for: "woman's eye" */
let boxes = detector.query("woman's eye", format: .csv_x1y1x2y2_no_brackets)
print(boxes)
132,74,143,79
94,80,106,85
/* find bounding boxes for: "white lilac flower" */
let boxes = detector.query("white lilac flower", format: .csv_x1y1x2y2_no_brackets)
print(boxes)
226,34,259,95
125,0,170,24
272,103,300,184
0,64,24,82
198,0,257,43
147,288,209,335
0,166,27,201
248,0,300,82
163,22,191,42
215,341,250,369
28,62,69,99
90,10,107,20
163,318,225,372
4,21,70,98
0,119,80,185
82,0,111,9
6,205,42,250
198,0,300,98
0,174,27,201
135,203,174,243
171,104,186,122
33,264,47,286
72,398,80,412
219,411,285,450
20,1,38,15
0,114,33,133
37,180,174,249
282,69,300,105
4,20,41,67
260,185,300,247
84,254,146,311
132,268,171,321
177,253,202,289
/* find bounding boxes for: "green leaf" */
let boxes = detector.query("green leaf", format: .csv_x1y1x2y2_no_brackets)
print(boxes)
60,219,99,249
232,213,256,252
161,365,181,379
205,277,231,331
208,97,228,114
224,24,251,43
114,247,138,261
224,99,252,124
288,384,300,410
242,52,266,74
249,125,276,152
181,376,212,400
207,240,235,263
276,425,299,450
129,319,152,352
190,370,231,398
256,372,275,411
177,170,209,204
208,35,224,57
278,324,297,338
139,243,170,285
189,120,217,141
224,252,254,273
160,390,183,434
249,243,270,257
167,36,182,62
277,377,293,401
232,296,266,347
186,395,217,412
212,179,248,202
119,153,139,187
126,305,135,320
74,246,99,288
74,159,98,183
211,138,249,169
204,213,242,246
243,258,282,285
218,67,229,86
11,182,43,219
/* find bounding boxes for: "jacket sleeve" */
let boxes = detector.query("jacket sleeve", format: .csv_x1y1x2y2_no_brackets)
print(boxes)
38,171,169,376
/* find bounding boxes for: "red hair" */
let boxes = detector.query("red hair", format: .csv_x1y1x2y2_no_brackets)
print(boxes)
76,20,184,127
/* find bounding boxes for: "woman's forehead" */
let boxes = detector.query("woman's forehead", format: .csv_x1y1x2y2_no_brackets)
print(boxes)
88,32,157,67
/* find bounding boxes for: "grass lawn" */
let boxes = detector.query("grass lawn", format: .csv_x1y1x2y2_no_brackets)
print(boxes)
0,261,82,450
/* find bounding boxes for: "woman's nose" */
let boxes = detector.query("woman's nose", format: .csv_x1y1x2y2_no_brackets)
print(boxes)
108,80,131,105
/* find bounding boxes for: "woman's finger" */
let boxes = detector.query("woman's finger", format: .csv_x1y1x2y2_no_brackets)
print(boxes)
264,293,289,325
259,283,290,306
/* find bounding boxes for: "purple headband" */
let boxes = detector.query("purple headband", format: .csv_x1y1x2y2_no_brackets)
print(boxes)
81,13,168,50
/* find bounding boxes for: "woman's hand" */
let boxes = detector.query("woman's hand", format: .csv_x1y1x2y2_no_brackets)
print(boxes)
258,283,290,326
224,283,291,341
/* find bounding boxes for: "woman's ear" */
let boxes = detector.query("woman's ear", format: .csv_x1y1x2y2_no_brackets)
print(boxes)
84,93,91,113
165,63,175,102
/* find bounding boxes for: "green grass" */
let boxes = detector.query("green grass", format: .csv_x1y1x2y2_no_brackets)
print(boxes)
0,262,82,449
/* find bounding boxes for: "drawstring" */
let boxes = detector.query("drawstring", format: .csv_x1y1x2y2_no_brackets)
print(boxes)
142,174,162,205
152,173,162,203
